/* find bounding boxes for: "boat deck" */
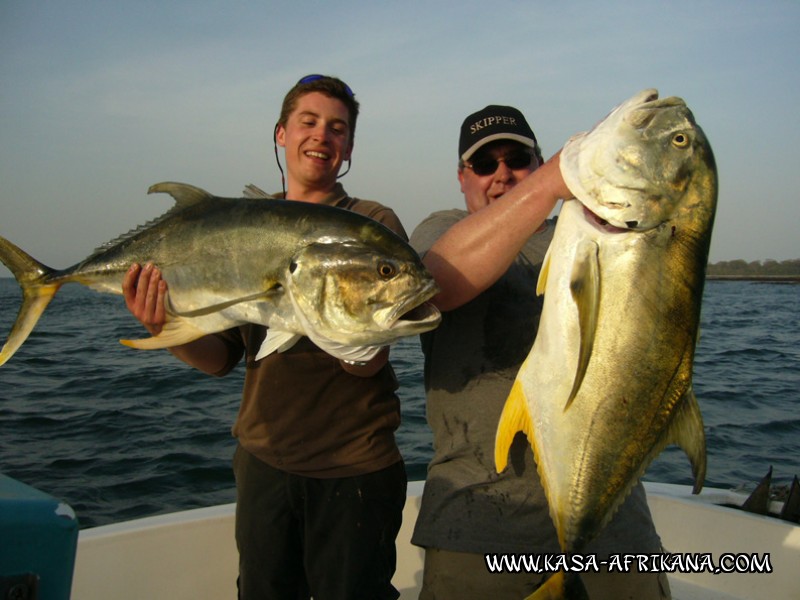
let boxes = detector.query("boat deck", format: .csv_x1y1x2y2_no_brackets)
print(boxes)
71,481,800,599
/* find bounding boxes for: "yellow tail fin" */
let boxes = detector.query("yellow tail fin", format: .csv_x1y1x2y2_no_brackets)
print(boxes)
0,236,59,367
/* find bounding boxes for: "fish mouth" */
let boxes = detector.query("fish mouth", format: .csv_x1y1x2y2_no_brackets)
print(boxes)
395,301,441,327
379,281,442,331
582,205,633,233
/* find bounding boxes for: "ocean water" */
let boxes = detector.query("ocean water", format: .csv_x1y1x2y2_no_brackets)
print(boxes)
0,278,798,529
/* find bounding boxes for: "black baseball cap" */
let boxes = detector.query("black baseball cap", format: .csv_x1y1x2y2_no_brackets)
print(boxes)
459,105,538,161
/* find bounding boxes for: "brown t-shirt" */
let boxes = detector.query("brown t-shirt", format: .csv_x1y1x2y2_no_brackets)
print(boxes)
215,184,408,478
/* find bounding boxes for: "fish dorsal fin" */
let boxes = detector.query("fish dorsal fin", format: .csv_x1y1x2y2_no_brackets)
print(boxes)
495,379,535,473
780,476,800,522
665,386,707,493
87,183,215,257
536,246,552,296
742,467,773,515
565,239,600,410
255,329,302,360
147,181,214,207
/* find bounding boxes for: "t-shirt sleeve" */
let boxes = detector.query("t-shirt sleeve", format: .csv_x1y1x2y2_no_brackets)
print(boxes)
409,209,465,259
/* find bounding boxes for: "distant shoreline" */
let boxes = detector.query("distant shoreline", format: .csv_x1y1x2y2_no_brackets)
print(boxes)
707,275,800,283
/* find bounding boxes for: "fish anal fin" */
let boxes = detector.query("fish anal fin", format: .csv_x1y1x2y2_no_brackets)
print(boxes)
667,386,707,494
495,379,534,473
566,239,600,410
120,318,208,350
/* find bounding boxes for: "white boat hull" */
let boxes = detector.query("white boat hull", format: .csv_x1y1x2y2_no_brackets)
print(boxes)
71,482,800,600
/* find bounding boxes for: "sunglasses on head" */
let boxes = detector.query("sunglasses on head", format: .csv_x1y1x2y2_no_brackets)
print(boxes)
297,74,355,98
464,150,535,176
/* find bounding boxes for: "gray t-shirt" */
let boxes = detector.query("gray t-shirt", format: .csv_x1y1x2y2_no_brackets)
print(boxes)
409,209,662,555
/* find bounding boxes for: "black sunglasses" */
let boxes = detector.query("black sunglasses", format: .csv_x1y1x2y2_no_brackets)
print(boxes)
464,151,535,176
297,74,355,98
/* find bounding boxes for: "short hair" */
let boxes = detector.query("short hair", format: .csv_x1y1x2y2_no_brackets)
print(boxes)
277,75,360,143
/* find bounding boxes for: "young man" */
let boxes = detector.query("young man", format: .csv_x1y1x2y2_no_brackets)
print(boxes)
409,106,670,598
123,75,406,600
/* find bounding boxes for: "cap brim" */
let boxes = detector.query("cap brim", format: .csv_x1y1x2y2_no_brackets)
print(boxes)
461,134,537,162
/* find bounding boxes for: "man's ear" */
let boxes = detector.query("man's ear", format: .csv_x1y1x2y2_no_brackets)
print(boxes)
457,168,466,194
275,123,286,148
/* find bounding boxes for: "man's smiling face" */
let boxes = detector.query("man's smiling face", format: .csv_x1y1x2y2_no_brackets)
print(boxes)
276,91,353,195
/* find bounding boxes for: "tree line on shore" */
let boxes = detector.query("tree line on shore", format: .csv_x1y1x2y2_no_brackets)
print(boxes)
707,258,800,277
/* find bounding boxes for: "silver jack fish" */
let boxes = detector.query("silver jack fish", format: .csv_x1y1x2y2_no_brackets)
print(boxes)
494,90,717,599
0,182,441,367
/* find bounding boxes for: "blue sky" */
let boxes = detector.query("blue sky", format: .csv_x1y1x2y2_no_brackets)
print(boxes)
1,1,798,279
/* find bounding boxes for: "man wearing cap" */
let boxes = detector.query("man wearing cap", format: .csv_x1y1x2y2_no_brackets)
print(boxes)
409,106,669,598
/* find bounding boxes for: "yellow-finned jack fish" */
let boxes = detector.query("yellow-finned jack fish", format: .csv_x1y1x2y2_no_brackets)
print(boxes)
495,90,717,599
0,183,441,367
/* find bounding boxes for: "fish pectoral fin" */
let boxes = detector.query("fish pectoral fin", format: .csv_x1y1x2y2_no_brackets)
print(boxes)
171,287,283,318
536,247,552,296
255,329,302,360
566,239,600,410
495,379,534,473
668,386,707,494
120,319,208,350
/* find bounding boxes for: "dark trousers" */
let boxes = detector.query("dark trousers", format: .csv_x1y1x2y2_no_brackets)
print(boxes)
233,445,406,600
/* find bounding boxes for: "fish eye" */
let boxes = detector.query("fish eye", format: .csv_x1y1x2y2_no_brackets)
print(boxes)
672,132,690,148
377,261,397,279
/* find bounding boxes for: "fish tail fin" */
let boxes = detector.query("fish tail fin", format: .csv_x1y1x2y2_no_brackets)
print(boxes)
495,379,534,473
0,236,60,366
526,571,589,600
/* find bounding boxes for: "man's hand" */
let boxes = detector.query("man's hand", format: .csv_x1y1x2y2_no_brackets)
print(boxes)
122,263,167,335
